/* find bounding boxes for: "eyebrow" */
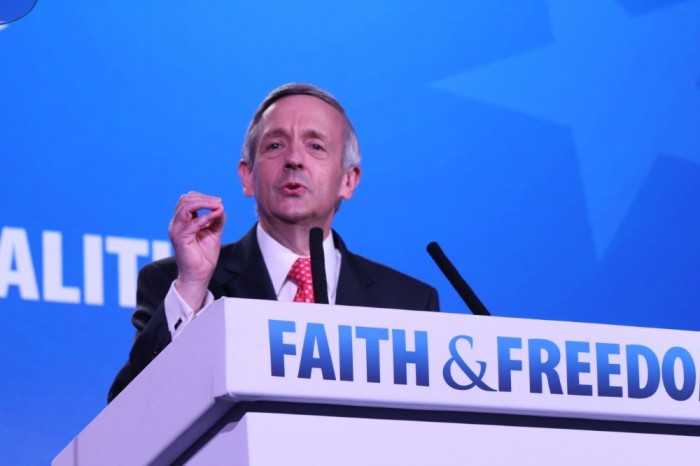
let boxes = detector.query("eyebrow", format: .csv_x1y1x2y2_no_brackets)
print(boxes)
260,128,289,140
302,129,328,142
260,127,330,142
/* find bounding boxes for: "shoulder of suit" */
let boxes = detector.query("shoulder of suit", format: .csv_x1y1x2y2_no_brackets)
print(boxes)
346,250,435,291
139,242,238,279
139,254,177,279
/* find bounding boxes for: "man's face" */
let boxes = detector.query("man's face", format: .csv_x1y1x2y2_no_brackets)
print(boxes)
239,94,360,232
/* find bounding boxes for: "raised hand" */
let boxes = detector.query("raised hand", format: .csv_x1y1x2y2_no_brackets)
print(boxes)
168,192,226,312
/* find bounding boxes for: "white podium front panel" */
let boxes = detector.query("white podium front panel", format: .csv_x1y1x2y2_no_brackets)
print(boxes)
219,299,700,426
54,298,700,465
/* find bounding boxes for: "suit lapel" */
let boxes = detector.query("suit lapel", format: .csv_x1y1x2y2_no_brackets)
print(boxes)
210,226,277,301
333,231,375,307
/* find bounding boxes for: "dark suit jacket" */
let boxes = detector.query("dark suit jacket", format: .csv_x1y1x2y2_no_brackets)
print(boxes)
108,226,439,402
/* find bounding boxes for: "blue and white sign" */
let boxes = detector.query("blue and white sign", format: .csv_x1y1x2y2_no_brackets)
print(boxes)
224,299,700,426
54,298,700,465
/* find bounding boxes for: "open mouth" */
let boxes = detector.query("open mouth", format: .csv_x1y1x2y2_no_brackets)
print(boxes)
280,182,306,195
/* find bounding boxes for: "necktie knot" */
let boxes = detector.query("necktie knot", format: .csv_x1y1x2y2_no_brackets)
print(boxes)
288,257,314,303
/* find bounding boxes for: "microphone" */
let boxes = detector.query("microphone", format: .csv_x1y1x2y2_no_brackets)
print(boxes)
309,227,329,304
427,242,490,316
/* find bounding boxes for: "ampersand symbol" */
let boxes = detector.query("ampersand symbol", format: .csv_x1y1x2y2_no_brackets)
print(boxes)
443,335,496,391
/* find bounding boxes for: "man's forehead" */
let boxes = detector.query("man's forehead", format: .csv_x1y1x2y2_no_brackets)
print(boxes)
257,94,344,141
261,94,342,123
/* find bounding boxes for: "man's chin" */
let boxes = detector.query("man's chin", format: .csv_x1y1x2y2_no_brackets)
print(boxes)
267,208,317,226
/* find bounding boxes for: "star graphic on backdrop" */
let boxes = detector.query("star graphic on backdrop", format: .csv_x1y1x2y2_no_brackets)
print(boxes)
432,0,700,258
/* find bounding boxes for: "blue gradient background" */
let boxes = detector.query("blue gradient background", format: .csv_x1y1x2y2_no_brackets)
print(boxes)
1,1,699,463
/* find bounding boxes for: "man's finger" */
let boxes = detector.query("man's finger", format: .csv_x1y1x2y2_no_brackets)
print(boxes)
192,208,225,229
174,198,223,222
171,206,224,235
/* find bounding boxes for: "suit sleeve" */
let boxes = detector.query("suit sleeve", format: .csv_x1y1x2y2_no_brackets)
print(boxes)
107,260,175,402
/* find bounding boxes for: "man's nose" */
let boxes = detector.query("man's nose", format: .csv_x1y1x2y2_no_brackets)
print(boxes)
284,142,305,170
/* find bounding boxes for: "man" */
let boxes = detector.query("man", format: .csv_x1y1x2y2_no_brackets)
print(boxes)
108,83,439,402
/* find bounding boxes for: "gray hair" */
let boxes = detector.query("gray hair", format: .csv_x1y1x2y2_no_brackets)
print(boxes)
241,83,361,169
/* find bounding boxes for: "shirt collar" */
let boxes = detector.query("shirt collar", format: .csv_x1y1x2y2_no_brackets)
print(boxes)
257,223,338,297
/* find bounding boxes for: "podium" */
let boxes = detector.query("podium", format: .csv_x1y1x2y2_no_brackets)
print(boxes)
54,299,700,465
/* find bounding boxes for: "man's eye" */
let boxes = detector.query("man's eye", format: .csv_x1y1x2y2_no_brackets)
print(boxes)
310,143,324,151
267,143,280,150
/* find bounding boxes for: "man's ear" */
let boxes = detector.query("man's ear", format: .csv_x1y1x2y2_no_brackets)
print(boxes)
339,165,361,201
238,160,255,197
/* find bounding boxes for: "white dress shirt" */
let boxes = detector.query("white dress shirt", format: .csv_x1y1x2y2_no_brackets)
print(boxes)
164,223,341,339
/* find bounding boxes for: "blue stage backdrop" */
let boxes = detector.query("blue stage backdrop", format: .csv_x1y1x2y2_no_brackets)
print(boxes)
1,0,699,463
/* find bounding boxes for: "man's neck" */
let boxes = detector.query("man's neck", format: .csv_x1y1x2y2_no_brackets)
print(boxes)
258,218,331,256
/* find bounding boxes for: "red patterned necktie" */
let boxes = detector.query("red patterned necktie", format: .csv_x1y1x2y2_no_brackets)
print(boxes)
287,257,314,303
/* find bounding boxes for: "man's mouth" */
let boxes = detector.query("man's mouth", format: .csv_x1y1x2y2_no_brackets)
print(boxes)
280,181,307,195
